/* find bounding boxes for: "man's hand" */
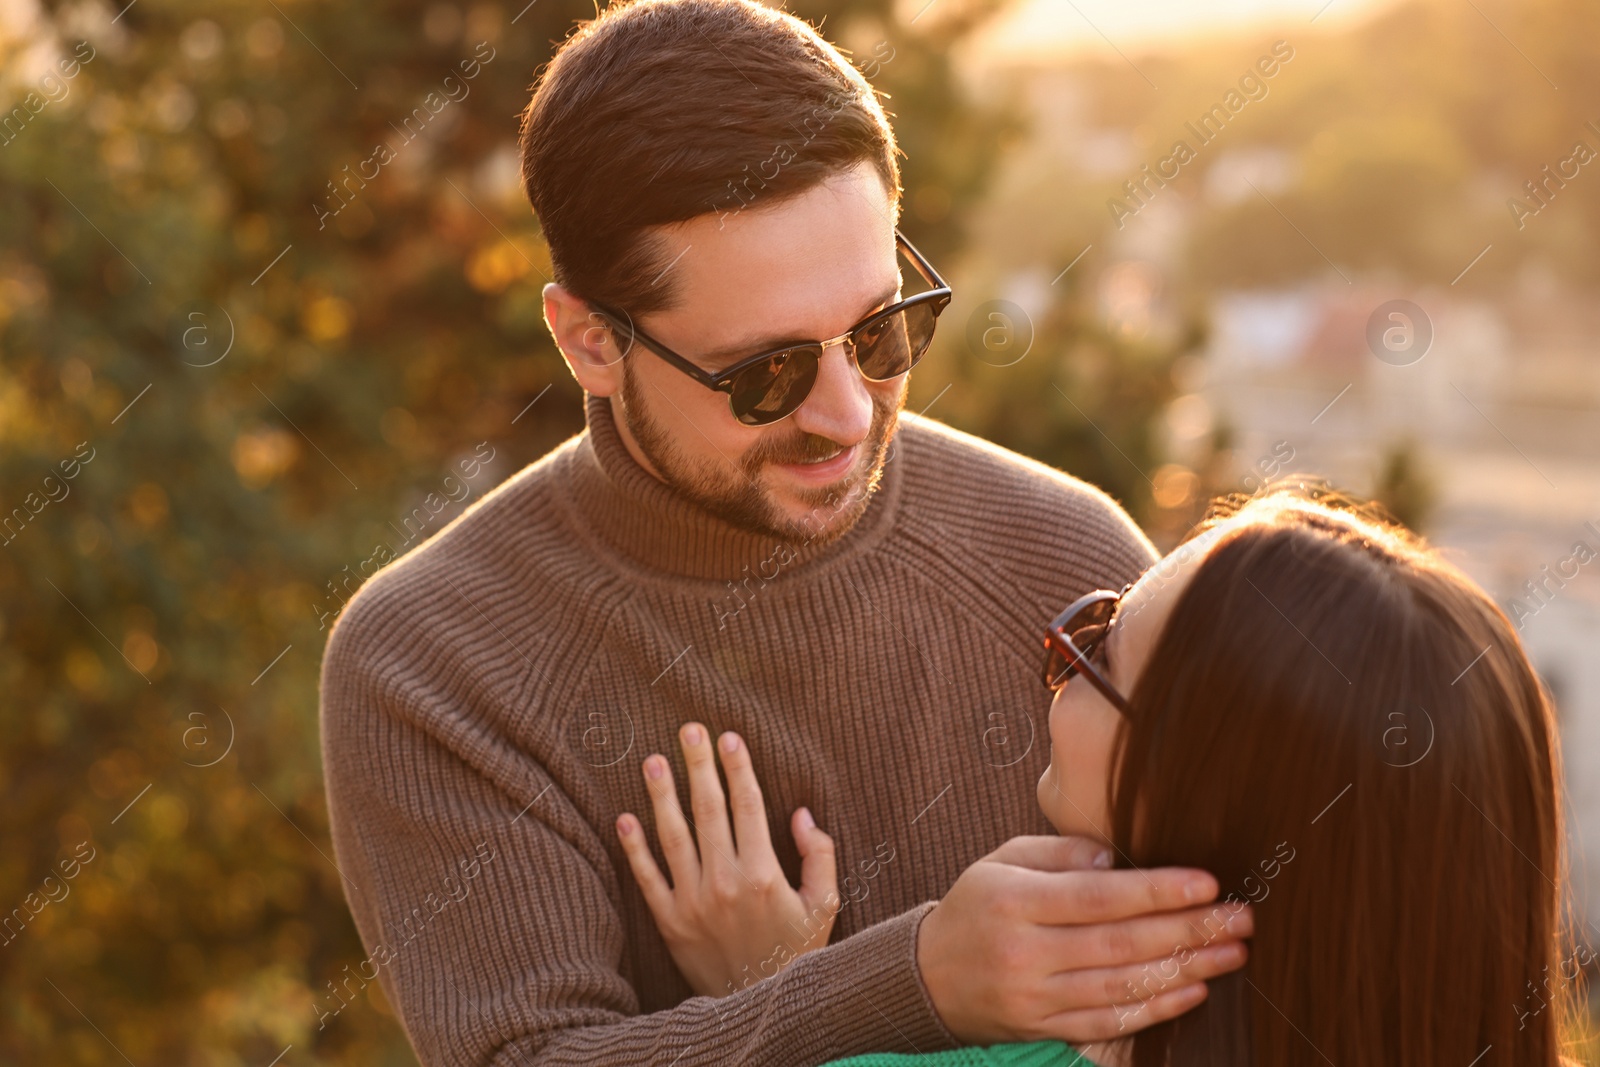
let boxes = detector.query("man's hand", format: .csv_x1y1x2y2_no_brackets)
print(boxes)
616,722,838,997
917,836,1252,1044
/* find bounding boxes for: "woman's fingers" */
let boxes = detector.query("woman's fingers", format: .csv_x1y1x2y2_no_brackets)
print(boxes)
717,732,774,860
617,727,842,994
678,722,737,872
616,812,677,918
792,807,839,933
642,753,699,885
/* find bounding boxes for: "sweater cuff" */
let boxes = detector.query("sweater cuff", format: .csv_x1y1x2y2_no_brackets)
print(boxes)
801,900,959,1055
906,901,960,1048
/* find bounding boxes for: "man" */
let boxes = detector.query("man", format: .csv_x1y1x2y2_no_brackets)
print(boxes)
318,1,1248,1064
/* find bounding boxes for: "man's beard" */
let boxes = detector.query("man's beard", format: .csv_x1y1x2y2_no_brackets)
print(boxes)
617,361,905,547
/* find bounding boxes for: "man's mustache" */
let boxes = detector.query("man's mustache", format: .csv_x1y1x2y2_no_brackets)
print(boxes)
743,398,894,471
760,437,853,465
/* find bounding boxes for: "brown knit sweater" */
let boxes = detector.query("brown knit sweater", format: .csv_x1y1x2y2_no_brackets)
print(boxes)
319,392,1156,1066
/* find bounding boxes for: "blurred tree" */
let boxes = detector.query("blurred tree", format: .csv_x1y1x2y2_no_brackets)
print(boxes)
0,0,1016,1062
914,255,1209,539
1371,439,1437,533
1053,0,1600,295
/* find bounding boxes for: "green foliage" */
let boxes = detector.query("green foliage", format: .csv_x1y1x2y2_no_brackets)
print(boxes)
914,267,1205,533
1371,439,1437,533
0,0,1014,1062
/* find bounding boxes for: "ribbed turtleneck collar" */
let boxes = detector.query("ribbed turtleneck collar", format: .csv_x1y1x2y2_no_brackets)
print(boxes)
560,392,904,581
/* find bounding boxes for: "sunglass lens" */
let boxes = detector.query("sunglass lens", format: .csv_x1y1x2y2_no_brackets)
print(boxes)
1043,647,1071,689
729,347,821,426
1076,624,1110,672
855,303,939,381
1043,598,1116,690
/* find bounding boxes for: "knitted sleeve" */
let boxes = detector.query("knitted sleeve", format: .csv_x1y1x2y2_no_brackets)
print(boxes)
318,599,959,1067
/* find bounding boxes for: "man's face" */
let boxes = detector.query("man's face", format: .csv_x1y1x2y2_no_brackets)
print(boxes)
607,161,908,547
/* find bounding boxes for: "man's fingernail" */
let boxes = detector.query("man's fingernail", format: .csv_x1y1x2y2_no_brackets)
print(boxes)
646,757,663,779
1227,909,1254,935
721,732,739,753
1092,849,1113,869
1185,877,1213,903
798,807,814,831
684,724,702,746
617,816,632,836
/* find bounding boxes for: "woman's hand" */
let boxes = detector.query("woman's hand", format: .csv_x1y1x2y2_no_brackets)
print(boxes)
616,722,838,998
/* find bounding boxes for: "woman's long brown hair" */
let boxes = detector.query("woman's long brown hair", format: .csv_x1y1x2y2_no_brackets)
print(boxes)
1112,483,1578,1066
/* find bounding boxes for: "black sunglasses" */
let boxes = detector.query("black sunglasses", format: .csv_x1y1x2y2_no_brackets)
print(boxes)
1042,585,1134,714
585,229,953,426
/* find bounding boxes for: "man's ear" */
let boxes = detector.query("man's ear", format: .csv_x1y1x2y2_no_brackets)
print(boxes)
544,282,627,397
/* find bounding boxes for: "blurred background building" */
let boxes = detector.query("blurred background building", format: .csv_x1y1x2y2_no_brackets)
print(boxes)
937,0,1600,952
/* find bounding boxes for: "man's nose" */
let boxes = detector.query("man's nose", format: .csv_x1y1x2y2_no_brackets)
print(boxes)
790,339,874,445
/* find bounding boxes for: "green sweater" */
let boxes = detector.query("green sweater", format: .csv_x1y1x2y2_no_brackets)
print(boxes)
825,1042,1099,1066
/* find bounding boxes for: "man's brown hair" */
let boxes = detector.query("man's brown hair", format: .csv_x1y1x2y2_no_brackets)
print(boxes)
518,0,901,318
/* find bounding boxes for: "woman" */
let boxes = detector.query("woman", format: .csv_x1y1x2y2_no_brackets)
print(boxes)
619,483,1582,1065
